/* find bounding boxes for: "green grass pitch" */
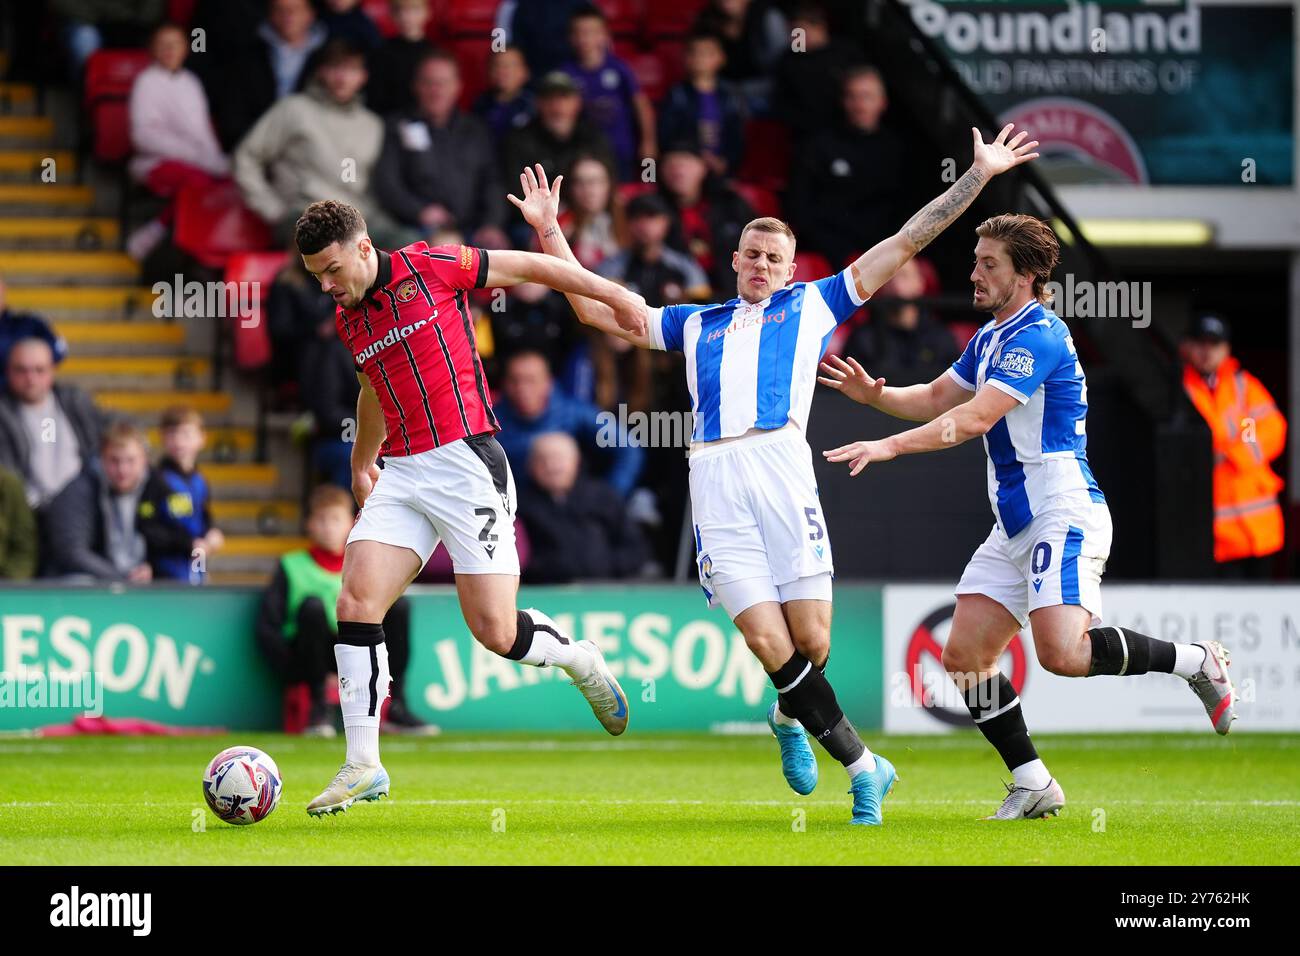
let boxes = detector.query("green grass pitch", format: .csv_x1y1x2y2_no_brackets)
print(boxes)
3,732,1297,865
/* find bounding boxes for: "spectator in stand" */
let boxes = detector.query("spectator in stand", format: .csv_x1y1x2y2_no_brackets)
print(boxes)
494,350,643,499
658,32,746,178
473,45,534,146
207,0,328,152
692,0,788,109
139,405,224,584
0,338,107,510
658,139,755,296
488,283,577,380
518,432,649,584
551,154,624,271
771,3,864,139
319,0,382,53
0,277,67,394
502,71,614,243
1181,314,1289,578
841,258,955,382
786,65,903,268
507,0,590,78
303,335,361,491
126,21,231,262
0,465,37,580
256,484,428,736
374,50,510,250
365,0,435,117
268,250,338,390
559,5,655,182
234,39,415,248
53,0,164,77
43,423,153,583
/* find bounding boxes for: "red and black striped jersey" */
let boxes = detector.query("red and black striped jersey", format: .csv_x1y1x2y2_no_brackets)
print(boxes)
336,241,498,457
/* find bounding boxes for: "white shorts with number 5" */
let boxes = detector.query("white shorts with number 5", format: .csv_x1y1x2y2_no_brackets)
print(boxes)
689,424,834,612
955,500,1112,628
348,434,520,575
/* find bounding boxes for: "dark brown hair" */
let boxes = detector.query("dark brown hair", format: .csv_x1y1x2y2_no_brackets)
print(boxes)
294,199,367,255
975,214,1061,300
307,483,355,519
160,404,203,431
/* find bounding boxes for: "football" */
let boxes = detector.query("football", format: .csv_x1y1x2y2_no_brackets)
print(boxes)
202,746,283,826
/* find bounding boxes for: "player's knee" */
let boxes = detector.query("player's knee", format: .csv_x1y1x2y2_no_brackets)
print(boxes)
941,639,980,678
1034,641,1079,677
743,629,788,668
336,587,380,624
794,631,830,669
467,609,516,656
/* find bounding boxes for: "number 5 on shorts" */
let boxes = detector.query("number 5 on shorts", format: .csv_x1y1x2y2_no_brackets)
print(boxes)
804,507,825,541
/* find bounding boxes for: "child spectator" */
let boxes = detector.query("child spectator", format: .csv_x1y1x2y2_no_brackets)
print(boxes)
256,485,429,735
473,46,534,145
140,405,224,584
365,0,435,117
559,5,655,181
658,32,746,178
126,21,231,261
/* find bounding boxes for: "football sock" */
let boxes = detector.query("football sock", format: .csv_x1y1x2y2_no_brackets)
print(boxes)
504,608,589,676
965,673,1040,776
1087,626,1199,677
1011,758,1052,791
335,621,390,766
772,702,801,727
769,651,873,771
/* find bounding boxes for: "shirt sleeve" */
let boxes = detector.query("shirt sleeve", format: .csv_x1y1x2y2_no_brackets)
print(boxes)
983,323,1062,404
648,304,695,352
418,243,489,290
811,269,867,326
947,330,981,391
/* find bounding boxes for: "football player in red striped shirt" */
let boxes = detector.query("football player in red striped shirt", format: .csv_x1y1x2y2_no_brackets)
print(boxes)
293,199,645,816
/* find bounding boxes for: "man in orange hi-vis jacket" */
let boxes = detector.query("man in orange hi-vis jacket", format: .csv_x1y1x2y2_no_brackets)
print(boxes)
1182,314,1287,576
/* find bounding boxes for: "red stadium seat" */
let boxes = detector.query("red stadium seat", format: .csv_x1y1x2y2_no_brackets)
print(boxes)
361,0,399,38
732,182,780,219
596,0,644,37
166,0,198,27
792,251,832,284
644,0,705,37
440,0,500,36
173,180,274,270
614,42,682,104
617,181,655,203
82,49,151,164
451,37,493,109
948,320,979,352
225,251,289,370
737,118,792,191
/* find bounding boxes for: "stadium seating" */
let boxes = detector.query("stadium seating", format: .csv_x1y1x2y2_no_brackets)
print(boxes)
736,118,792,191
173,180,274,270
82,49,151,165
732,182,781,219
792,251,832,284
224,251,289,371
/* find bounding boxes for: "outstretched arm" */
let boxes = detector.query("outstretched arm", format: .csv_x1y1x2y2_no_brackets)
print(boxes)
845,124,1039,303
508,164,651,349
818,355,971,421
823,384,1020,476
485,246,648,338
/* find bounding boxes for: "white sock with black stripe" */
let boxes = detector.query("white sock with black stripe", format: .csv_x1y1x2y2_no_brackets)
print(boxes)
505,608,591,677
334,623,390,767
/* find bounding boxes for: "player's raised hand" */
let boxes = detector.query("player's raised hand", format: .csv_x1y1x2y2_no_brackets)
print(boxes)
970,123,1039,177
823,438,896,477
351,461,382,508
818,354,886,406
507,163,563,229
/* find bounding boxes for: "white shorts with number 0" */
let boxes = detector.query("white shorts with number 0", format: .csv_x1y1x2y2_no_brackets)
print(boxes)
955,499,1112,628
348,434,520,575
689,425,834,613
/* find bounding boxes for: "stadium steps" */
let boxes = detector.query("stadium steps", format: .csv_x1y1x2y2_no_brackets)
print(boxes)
144,425,257,458
0,249,137,282
4,286,159,319
56,320,184,352
59,354,210,390
207,535,311,577
0,215,117,249
0,183,94,215
0,114,53,143
94,389,232,416
0,82,37,114
0,149,76,182
209,499,301,535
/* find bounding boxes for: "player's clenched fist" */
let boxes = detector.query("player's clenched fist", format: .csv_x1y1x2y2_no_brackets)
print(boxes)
351,462,381,508
818,354,886,406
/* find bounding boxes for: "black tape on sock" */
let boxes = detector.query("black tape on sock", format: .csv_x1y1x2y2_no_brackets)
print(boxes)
1088,626,1174,676
965,673,1037,772
769,652,865,765
503,610,535,661
336,620,385,647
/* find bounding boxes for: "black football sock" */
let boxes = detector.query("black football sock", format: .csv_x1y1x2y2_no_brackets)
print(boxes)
964,673,1038,774
770,651,866,766
1087,625,1177,676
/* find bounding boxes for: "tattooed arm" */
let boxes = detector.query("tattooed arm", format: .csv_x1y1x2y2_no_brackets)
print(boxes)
845,124,1039,303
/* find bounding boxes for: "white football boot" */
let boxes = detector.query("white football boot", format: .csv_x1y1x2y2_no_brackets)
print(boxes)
306,761,390,817
984,778,1066,820
570,640,630,736
1187,640,1237,735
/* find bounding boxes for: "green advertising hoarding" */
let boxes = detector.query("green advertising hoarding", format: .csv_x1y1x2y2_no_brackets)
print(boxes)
0,585,884,732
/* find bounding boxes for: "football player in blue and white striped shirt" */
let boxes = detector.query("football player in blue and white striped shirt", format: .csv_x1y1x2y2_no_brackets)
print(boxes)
823,214,1237,820
509,125,1038,825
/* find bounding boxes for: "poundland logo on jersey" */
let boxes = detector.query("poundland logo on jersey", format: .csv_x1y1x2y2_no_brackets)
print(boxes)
50,886,151,936
354,315,435,366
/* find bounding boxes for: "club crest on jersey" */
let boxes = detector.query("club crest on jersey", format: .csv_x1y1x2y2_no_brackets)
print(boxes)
395,279,419,303
997,346,1035,379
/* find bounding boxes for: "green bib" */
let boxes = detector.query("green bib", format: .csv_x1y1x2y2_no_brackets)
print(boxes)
280,550,342,639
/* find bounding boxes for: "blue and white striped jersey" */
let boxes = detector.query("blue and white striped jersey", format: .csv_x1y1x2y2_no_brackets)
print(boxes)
647,270,865,442
948,299,1106,538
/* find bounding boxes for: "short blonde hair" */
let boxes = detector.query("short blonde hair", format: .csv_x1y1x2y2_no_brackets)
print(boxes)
739,217,796,248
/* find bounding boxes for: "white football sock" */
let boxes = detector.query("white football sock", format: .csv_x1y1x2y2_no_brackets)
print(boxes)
1012,758,1051,791
334,642,389,766
1172,643,1208,680
845,747,877,776
517,608,591,676
773,703,801,727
